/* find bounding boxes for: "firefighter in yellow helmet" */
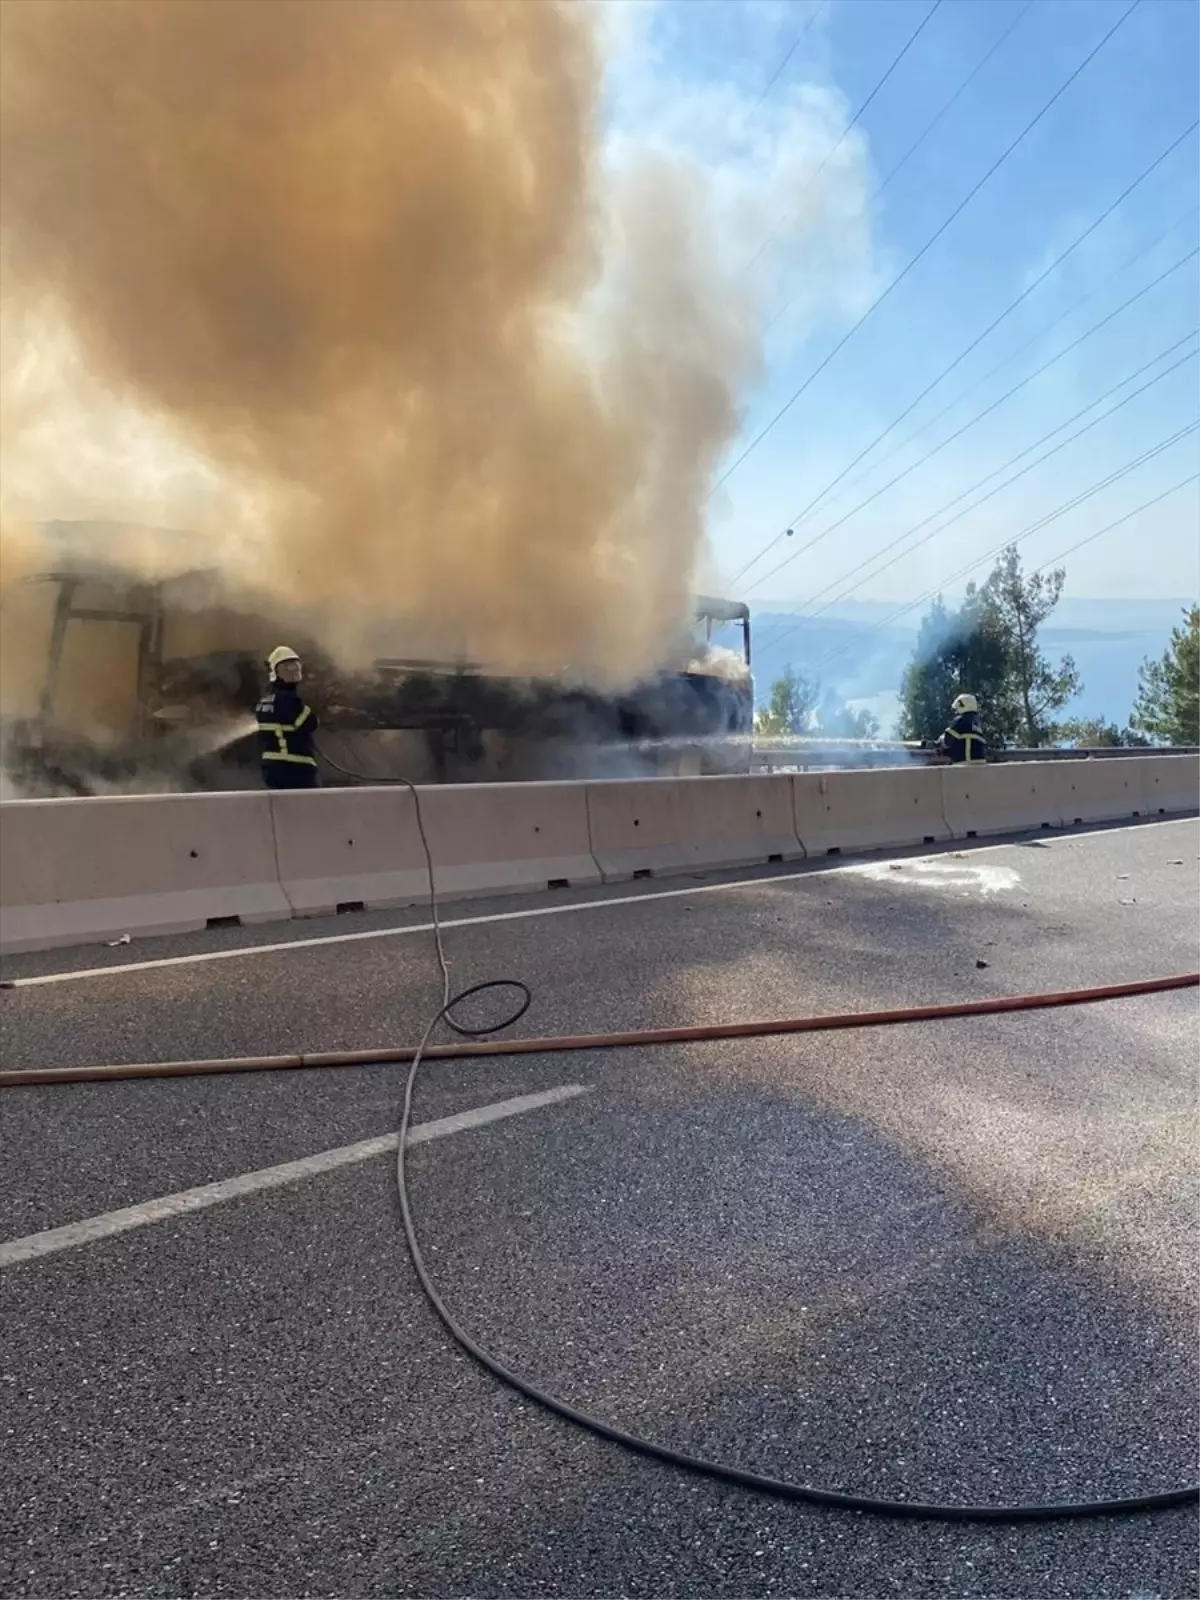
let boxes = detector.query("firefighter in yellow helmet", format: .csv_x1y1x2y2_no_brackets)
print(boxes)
256,646,319,788
937,692,987,765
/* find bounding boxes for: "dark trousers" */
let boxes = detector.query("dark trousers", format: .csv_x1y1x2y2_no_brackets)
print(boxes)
261,765,319,790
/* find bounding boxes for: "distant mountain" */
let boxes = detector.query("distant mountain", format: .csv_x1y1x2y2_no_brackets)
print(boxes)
748,597,1193,734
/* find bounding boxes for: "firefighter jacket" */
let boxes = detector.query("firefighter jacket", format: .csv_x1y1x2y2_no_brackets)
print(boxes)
940,710,987,765
256,683,319,787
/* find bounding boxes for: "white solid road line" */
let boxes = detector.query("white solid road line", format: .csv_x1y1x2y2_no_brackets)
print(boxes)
0,1083,591,1269
1,816,1188,991
4,863,842,987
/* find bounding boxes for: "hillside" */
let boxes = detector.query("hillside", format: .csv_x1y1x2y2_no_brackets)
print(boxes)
746,597,1193,735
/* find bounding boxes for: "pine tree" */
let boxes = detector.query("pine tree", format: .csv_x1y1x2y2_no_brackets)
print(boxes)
897,587,1012,744
897,547,1080,747
980,547,1080,746
1131,605,1200,745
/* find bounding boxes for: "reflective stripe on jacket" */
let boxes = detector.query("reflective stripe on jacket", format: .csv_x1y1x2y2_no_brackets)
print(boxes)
256,685,318,770
941,711,987,764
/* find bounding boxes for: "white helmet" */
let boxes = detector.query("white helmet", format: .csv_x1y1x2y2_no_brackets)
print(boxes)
951,692,979,715
267,644,301,679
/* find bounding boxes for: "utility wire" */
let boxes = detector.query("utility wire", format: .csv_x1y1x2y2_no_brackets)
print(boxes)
744,0,944,271
732,118,1200,586
710,0,1144,500
1032,472,1199,576
754,344,1197,661
747,0,828,115
756,340,1198,660
761,0,1036,340
796,338,1198,616
732,0,1037,588
836,447,1200,671
803,422,1200,676
764,200,1200,550
745,243,1199,596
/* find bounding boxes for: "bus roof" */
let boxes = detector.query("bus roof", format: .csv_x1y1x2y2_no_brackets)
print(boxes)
694,595,750,623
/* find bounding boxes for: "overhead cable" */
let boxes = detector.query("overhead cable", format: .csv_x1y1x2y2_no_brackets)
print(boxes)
710,0,1144,500
732,118,1200,587
804,423,1200,677
769,201,1199,547
746,243,1199,595
760,1,1037,340
754,341,1198,663
743,0,945,270
746,0,828,115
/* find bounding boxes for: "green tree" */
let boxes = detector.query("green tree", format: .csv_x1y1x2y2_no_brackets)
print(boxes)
980,546,1080,745
1131,605,1200,745
897,546,1080,747
815,686,880,739
754,665,818,735
897,588,1011,744
1053,717,1149,749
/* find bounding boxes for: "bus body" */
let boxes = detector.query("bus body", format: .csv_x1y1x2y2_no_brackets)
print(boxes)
1,542,752,795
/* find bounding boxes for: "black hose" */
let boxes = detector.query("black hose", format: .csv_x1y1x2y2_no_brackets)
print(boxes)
396,990,1198,1523
321,743,1200,1522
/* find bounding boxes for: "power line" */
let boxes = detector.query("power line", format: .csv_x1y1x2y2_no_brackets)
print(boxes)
755,343,1198,662
744,0,944,271
849,441,1200,666
1031,473,1199,575
746,242,1199,595
729,0,1037,590
733,118,1200,585
803,421,1200,677
747,0,828,116
767,340,1197,646
710,0,1144,500
764,200,1199,549
761,0,1036,340
801,337,1197,613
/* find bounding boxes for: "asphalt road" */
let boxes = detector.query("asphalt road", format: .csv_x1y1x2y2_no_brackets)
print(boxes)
2,818,1197,1598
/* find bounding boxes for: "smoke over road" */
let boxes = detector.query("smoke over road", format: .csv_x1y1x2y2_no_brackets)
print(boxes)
0,0,759,682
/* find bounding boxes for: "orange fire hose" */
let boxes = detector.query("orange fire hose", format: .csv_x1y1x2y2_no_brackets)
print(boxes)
2,970,1195,1088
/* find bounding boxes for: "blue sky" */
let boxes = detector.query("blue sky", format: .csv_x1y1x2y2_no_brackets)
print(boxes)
599,0,1199,612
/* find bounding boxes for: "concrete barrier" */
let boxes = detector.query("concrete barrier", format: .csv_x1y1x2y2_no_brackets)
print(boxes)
585,774,801,880
942,761,1069,838
1050,758,1146,827
270,787,431,916
1136,753,1200,817
0,793,289,953
417,780,600,898
791,768,949,856
4,758,1194,956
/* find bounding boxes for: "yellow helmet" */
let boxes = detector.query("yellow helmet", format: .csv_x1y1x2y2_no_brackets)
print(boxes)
267,644,301,678
951,692,979,715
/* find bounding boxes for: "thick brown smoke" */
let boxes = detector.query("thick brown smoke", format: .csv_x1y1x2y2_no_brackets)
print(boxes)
0,0,756,683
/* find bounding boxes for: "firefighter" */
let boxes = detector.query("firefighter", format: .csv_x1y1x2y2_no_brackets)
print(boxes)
938,692,988,765
257,645,319,789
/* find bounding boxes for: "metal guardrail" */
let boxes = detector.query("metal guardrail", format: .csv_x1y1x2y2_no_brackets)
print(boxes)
751,742,1199,772
753,744,923,772
989,745,1199,761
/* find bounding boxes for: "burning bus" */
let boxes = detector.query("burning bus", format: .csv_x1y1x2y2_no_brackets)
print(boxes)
0,525,752,795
